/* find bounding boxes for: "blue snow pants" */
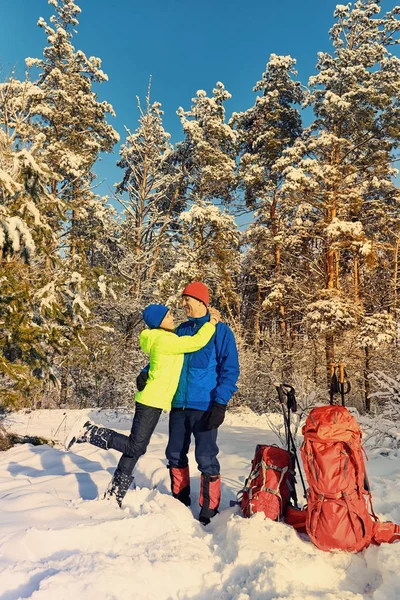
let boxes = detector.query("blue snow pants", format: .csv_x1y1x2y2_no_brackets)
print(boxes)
166,408,220,476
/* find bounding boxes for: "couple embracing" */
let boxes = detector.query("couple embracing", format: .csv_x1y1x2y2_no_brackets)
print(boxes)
66,281,240,525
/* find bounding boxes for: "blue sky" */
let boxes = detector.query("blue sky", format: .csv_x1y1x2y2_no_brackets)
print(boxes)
0,0,398,209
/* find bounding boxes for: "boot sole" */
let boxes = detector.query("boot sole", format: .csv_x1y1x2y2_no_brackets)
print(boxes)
64,417,92,451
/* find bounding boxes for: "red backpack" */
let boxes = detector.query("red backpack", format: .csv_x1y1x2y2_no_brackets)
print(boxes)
301,405,376,552
240,445,295,520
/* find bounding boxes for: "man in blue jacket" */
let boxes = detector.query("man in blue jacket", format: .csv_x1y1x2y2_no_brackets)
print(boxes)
166,281,240,525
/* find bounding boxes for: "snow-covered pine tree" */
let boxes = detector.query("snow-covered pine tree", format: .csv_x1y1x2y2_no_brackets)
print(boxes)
231,55,304,349
2,0,118,408
22,0,120,406
157,203,241,330
0,78,59,262
55,92,181,408
25,0,119,259
115,91,182,301
275,0,400,397
157,84,240,321
232,54,304,211
356,312,397,410
0,77,67,406
174,82,237,206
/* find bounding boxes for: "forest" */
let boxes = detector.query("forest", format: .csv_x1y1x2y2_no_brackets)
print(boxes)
1,0,400,416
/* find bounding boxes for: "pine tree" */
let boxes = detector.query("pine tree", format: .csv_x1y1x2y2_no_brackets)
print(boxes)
231,55,304,349
1,1,120,407
155,84,240,320
22,0,120,405
158,203,241,328
115,91,182,299
25,0,119,258
0,77,66,406
174,82,237,206
276,0,400,397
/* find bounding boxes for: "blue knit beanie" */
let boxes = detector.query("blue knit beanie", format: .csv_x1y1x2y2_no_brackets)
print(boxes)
142,304,169,329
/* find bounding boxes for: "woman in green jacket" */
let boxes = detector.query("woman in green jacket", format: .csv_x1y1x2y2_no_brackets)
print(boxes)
65,303,220,506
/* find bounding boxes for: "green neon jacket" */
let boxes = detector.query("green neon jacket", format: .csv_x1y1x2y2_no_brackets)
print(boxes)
134,322,216,410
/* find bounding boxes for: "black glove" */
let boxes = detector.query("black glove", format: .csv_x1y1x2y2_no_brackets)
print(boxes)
206,403,226,430
136,371,148,391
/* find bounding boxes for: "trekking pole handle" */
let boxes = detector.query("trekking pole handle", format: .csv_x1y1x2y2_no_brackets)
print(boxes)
338,363,351,394
276,384,297,412
330,363,335,379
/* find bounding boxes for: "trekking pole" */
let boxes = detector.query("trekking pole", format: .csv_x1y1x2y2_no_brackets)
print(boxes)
284,384,296,452
276,384,288,447
342,364,351,404
339,363,345,407
329,363,350,406
276,385,307,498
329,363,336,405
286,391,291,452
276,384,294,451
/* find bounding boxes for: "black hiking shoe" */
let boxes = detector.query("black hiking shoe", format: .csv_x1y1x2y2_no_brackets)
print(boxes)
199,508,218,526
103,469,135,507
64,418,95,450
65,418,112,451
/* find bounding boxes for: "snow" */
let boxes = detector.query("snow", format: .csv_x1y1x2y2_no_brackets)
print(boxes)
180,204,237,230
23,201,51,230
35,281,57,311
72,294,91,317
1,408,399,600
3,216,36,257
97,275,107,298
0,169,22,195
326,218,364,239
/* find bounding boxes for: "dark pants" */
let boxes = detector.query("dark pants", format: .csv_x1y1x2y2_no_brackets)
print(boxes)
166,408,220,475
110,402,162,476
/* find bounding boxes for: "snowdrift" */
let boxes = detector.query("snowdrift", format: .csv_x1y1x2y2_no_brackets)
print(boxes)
0,408,399,600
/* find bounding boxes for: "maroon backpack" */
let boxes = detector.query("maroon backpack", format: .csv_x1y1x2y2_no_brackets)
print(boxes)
240,444,295,520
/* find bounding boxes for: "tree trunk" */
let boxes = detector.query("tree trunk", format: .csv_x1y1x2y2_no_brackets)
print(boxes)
59,366,69,407
271,191,287,337
325,333,335,389
364,346,371,413
325,201,337,388
354,252,360,306
147,183,182,280
46,180,58,270
393,235,399,316
312,339,319,387
254,282,261,353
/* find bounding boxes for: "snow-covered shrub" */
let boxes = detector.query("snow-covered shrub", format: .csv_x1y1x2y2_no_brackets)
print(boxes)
361,371,400,449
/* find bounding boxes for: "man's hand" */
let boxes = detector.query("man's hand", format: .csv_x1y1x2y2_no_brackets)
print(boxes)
205,402,226,430
136,371,148,391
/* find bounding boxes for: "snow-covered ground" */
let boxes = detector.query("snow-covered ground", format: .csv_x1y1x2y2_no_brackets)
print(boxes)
0,407,399,600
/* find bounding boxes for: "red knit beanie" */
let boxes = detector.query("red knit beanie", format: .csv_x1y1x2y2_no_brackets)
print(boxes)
182,281,210,307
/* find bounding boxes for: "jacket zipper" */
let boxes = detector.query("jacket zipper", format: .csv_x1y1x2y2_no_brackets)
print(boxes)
183,321,197,409
183,355,190,409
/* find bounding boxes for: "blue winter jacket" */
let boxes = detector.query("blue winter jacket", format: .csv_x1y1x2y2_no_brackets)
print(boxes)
172,314,240,410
